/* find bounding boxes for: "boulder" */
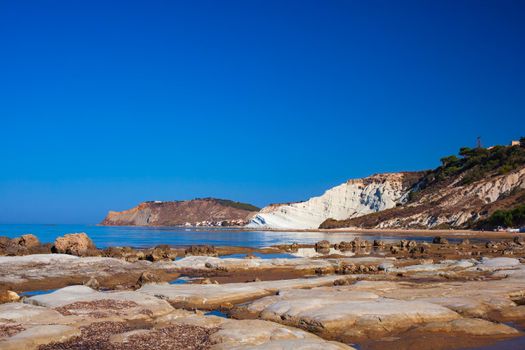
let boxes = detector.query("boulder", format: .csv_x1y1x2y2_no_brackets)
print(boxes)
137,271,162,286
315,240,331,249
0,236,11,251
0,289,20,303
12,234,40,249
84,276,100,290
315,240,332,254
184,245,217,257
432,236,449,245
373,240,385,247
103,246,143,261
52,233,96,256
0,241,25,256
146,245,177,261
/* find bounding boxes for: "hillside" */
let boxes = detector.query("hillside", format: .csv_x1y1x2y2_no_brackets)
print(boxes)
100,198,259,226
321,141,525,230
247,172,423,229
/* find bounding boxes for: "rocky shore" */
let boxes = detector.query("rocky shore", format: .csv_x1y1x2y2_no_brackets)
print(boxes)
2,232,525,349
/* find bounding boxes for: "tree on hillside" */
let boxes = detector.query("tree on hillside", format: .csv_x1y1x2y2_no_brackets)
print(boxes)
440,155,459,167
459,147,472,157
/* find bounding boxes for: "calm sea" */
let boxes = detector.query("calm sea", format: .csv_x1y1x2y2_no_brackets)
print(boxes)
0,224,448,249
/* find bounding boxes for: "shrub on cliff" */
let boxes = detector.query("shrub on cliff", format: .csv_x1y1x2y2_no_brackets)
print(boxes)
478,204,525,229
418,142,525,189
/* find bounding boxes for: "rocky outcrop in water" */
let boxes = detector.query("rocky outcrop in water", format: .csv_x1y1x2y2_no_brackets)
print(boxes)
100,198,259,226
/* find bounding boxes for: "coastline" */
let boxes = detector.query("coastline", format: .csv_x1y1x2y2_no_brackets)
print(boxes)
3,230,525,350
98,223,525,240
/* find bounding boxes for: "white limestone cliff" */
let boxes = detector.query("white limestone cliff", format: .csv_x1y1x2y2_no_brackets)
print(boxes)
248,173,416,229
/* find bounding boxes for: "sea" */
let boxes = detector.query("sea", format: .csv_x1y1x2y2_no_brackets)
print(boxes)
0,224,451,248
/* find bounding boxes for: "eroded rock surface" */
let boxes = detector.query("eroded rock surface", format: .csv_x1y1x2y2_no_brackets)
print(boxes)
174,255,395,275
52,233,97,256
0,287,354,349
234,287,460,339
138,275,346,309
0,254,178,292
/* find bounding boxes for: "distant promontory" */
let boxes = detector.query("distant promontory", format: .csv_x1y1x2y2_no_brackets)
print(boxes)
100,198,259,227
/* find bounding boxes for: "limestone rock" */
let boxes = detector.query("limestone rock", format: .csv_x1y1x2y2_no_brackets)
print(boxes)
12,234,40,249
315,240,331,251
432,236,449,245
0,254,180,291
146,245,178,261
417,318,519,336
137,276,345,309
137,271,162,286
0,325,80,350
239,287,460,339
477,257,521,270
185,245,217,256
52,233,96,256
26,285,174,319
209,318,354,350
248,172,418,229
0,290,20,304
84,276,100,290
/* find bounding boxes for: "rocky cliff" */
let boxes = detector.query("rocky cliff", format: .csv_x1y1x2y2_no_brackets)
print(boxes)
321,166,525,230
248,172,423,229
321,143,525,230
100,198,259,226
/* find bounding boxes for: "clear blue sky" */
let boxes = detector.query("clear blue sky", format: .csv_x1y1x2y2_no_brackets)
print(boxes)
1,0,524,224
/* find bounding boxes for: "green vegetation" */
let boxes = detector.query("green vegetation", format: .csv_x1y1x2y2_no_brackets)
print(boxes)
420,139,525,189
212,198,260,211
483,204,525,228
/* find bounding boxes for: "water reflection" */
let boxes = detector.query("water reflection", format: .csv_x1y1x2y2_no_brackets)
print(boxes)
1,224,446,249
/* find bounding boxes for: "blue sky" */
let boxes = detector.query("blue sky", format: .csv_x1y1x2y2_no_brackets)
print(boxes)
1,0,524,224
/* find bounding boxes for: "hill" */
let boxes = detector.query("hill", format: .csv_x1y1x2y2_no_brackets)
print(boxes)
100,198,259,227
320,140,525,230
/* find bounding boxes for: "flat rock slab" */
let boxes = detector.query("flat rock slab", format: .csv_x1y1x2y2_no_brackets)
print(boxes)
0,303,83,350
388,259,476,273
0,302,72,325
0,254,177,290
417,318,519,336
348,267,525,319
237,286,463,340
174,255,333,271
1,300,354,350
174,255,395,273
26,285,174,319
0,324,80,350
476,257,521,270
158,312,355,350
138,275,346,309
